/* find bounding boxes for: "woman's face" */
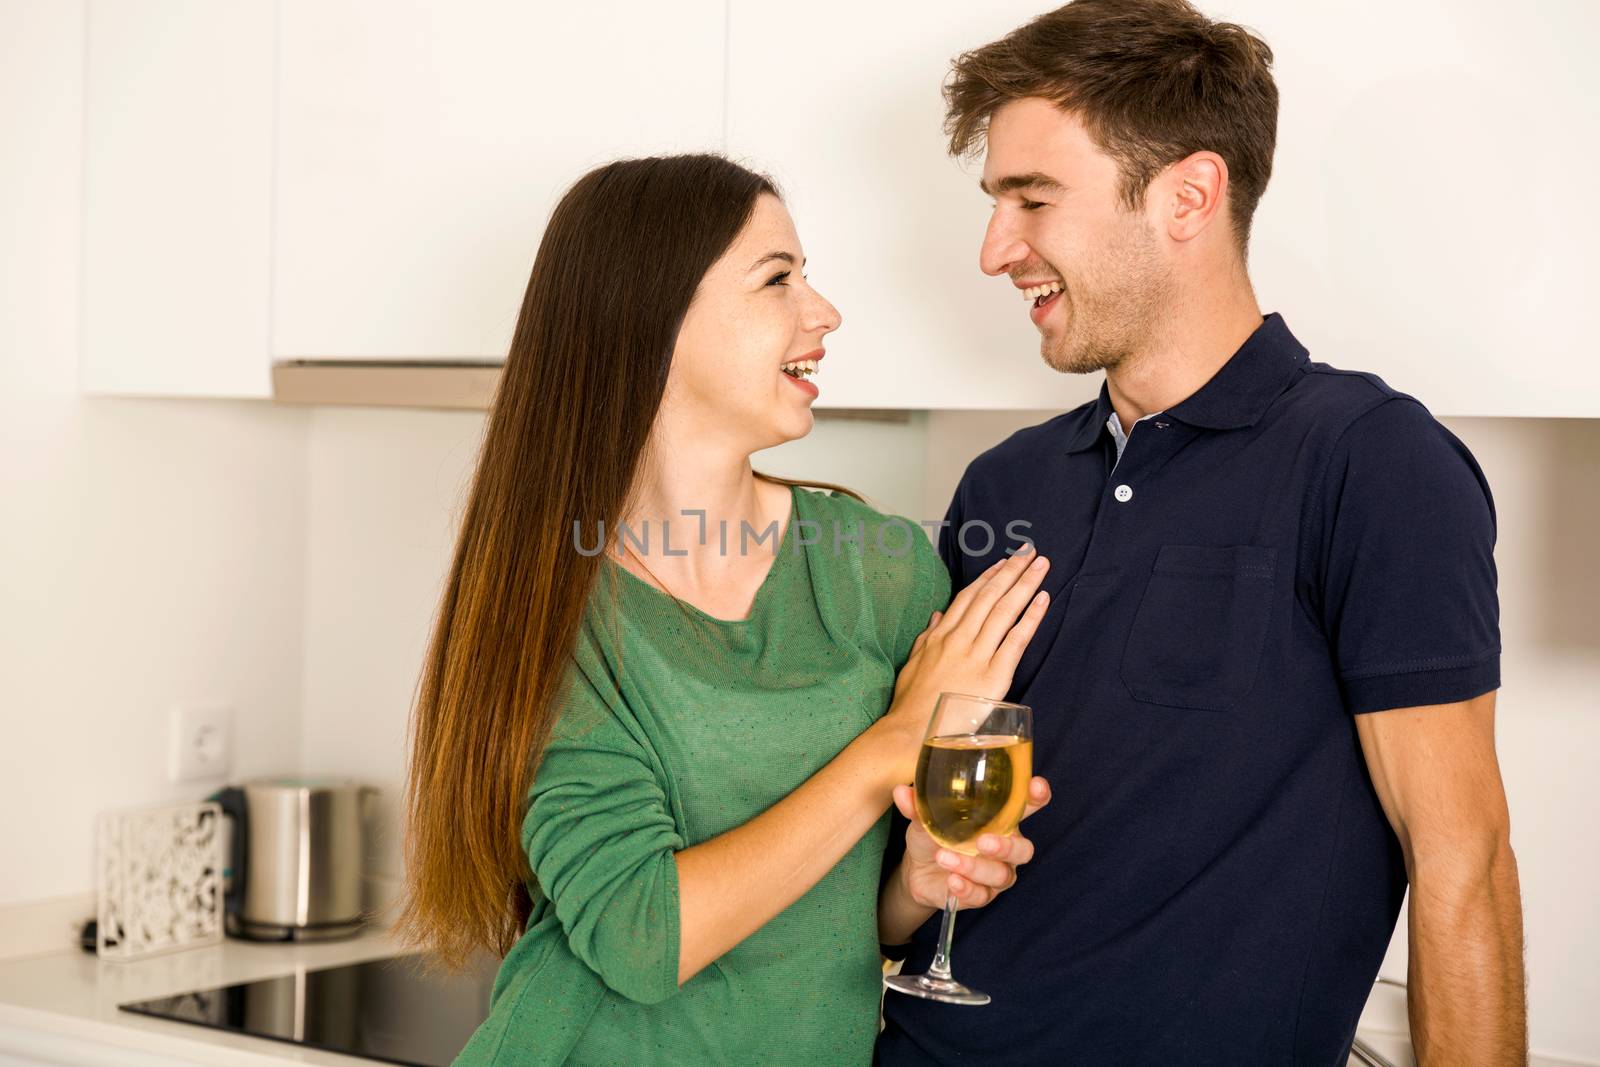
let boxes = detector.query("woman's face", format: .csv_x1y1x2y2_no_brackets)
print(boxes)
663,193,842,451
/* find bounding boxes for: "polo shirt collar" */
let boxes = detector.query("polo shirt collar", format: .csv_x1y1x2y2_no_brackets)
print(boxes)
1167,312,1309,430
1063,386,1116,453
1061,312,1308,453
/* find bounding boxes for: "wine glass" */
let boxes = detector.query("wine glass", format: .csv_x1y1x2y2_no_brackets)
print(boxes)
883,691,1034,1006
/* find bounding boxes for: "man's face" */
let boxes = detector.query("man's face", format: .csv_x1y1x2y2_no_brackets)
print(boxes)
979,98,1173,375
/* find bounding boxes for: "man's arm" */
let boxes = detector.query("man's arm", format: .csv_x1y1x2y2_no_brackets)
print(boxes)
1354,690,1526,1065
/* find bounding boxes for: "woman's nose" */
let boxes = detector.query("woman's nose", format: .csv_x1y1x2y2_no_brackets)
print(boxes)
805,286,842,334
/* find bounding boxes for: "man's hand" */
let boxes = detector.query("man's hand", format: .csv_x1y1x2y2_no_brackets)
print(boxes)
894,776,1051,909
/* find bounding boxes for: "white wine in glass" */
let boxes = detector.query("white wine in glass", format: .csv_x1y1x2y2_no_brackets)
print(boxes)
883,692,1034,1006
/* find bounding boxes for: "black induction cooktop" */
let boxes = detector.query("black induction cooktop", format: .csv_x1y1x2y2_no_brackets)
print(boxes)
118,952,499,1066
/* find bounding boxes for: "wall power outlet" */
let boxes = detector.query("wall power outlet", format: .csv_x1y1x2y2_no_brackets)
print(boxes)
168,704,234,783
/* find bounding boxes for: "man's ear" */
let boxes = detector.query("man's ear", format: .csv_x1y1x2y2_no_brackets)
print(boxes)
1161,150,1229,243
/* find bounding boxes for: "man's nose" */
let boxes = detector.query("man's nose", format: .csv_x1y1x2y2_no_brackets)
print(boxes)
979,214,1029,277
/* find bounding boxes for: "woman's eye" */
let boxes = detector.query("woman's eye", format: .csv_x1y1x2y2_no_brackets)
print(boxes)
767,271,790,286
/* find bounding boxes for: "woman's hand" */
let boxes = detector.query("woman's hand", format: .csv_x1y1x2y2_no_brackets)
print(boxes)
893,541,1050,713
892,776,1051,910
875,543,1051,781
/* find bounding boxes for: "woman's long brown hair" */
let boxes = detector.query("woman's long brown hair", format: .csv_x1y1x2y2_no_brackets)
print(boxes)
392,154,861,973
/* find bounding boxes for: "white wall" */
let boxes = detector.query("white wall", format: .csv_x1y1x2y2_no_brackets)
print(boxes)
297,407,485,901
0,0,308,942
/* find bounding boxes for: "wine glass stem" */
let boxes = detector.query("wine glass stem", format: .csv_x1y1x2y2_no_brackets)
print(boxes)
927,893,958,981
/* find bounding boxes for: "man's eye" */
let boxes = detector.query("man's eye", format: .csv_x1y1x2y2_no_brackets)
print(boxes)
767,271,790,286
1021,200,1046,211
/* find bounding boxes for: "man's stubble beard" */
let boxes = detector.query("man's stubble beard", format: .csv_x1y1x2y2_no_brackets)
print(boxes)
1040,217,1171,377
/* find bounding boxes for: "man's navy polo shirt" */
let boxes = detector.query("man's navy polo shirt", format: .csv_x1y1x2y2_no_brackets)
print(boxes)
877,313,1500,1067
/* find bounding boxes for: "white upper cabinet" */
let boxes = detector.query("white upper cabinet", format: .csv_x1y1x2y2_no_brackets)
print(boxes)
79,1,1597,413
728,0,1599,415
270,0,726,362
725,0,1100,412
1214,0,1598,418
82,0,275,398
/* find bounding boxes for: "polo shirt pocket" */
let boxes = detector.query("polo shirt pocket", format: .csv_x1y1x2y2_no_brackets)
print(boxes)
1119,544,1277,712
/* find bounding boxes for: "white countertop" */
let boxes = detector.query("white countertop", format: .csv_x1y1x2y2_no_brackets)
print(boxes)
0,926,415,1066
0,931,1584,1067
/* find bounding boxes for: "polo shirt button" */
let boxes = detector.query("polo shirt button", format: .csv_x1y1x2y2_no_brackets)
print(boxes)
1114,484,1134,503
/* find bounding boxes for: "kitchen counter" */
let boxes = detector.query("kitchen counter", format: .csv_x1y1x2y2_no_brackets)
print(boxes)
0,931,1585,1066
0,926,413,1066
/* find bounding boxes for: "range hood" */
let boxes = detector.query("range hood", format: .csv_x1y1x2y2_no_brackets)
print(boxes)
269,358,909,421
271,359,503,411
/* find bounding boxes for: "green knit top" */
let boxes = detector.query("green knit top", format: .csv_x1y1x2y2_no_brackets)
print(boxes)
453,485,952,1067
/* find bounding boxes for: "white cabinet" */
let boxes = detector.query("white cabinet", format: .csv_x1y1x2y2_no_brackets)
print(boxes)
81,0,275,399
1223,0,1600,418
271,0,726,362
727,0,1600,415
80,0,724,399
725,0,1100,411
79,2,1599,413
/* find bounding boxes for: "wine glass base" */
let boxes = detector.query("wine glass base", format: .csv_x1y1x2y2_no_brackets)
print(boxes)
883,972,991,1006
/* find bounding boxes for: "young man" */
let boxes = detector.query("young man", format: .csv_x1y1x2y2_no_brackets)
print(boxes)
876,1,1527,1063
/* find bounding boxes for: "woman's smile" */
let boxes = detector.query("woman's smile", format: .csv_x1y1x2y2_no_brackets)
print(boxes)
780,349,825,397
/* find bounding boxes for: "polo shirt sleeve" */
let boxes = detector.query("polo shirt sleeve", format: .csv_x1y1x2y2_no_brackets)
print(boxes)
1317,397,1500,714
522,652,685,1005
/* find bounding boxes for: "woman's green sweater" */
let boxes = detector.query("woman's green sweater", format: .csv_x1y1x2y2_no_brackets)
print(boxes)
454,486,950,1066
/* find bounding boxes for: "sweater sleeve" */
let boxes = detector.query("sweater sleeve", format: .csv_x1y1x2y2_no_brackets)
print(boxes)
522,652,685,1005
887,522,955,670
876,500,956,962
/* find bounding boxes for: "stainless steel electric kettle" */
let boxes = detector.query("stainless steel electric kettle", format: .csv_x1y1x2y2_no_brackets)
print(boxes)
208,777,377,942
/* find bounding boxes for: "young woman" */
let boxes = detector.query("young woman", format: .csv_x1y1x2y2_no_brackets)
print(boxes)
396,154,1053,1066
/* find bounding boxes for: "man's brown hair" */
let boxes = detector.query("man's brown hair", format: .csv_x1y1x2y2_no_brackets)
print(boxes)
945,0,1278,250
